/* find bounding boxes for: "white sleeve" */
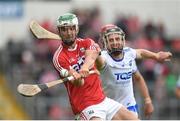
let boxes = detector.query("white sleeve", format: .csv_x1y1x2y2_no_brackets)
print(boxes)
100,51,108,73
132,60,138,73
129,47,137,59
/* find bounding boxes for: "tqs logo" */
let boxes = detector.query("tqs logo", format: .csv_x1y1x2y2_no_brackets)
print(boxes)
114,72,132,80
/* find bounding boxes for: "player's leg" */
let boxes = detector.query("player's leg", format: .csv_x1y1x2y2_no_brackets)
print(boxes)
105,97,139,120
112,105,139,120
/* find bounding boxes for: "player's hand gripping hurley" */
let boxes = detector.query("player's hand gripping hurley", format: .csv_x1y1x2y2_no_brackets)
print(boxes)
17,70,99,97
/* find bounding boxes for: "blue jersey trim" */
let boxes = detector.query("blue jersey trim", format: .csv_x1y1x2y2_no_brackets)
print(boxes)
110,51,124,62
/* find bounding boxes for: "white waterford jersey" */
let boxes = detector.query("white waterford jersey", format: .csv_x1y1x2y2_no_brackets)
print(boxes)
100,47,138,107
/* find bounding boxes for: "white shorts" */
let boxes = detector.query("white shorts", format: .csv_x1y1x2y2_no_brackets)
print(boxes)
78,97,122,120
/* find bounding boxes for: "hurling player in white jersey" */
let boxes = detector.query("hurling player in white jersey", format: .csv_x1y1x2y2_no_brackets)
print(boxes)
95,24,172,119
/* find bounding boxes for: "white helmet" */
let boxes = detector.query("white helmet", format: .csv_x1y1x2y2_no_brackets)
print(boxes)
57,13,78,31
57,13,79,46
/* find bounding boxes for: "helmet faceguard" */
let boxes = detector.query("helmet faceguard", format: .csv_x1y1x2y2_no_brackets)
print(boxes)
101,24,125,55
57,13,79,46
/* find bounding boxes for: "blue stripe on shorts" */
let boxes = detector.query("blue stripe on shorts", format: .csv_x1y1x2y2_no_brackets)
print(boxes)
127,104,139,114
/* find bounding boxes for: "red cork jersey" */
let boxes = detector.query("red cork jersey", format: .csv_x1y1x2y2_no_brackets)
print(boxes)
53,38,105,114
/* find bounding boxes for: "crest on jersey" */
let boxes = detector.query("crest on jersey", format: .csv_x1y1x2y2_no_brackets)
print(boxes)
80,47,85,52
129,60,132,66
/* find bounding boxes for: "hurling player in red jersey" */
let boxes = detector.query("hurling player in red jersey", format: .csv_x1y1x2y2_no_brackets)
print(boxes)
53,13,139,120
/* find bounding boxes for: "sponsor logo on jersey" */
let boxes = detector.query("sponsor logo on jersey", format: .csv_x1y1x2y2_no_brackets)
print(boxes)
72,55,85,71
114,71,132,80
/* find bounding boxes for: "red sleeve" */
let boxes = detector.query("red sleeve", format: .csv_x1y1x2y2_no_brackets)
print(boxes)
83,38,99,51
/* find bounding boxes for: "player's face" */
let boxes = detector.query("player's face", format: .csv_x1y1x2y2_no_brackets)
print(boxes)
58,25,77,46
106,33,124,53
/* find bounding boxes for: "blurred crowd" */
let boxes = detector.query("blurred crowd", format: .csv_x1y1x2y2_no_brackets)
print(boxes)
0,7,180,119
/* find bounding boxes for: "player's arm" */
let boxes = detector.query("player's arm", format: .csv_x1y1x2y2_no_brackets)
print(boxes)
53,50,84,86
68,68,84,86
57,65,85,86
133,71,154,118
135,49,172,62
79,41,100,77
70,46,100,86
95,55,106,71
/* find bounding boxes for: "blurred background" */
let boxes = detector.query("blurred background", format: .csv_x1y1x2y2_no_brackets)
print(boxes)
0,0,180,120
